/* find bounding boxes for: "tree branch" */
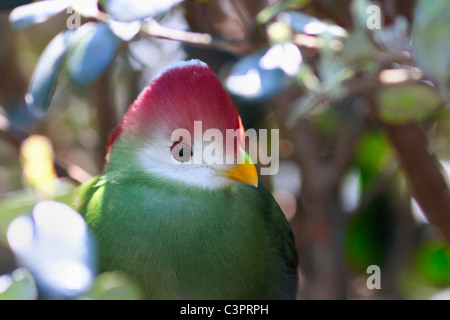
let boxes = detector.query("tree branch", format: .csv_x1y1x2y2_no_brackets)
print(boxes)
88,10,251,53
372,108,450,244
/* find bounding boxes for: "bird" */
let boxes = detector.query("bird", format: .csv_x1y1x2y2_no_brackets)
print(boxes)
73,59,298,299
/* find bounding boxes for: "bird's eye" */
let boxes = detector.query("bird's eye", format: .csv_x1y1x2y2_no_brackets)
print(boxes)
170,141,193,162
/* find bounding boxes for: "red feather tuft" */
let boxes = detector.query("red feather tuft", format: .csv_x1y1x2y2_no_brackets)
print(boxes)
106,60,243,153
105,122,123,154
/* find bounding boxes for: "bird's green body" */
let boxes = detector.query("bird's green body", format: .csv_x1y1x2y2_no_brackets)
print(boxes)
74,137,298,299
73,60,298,299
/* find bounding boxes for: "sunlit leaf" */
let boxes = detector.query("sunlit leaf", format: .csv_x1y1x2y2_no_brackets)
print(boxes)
71,0,99,17
82,271,142,300
20,135,57,198
9,0,71,29
267,21,292,44
104,0,184,22
65,23,122,87
108,20,141,41
377,83,441,124
279,11,347,38
7,201,96,299
0,268,37,300
226,43,301,102
26,30,75,117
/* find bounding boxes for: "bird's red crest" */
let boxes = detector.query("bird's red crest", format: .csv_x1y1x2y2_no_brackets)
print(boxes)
106,60,242,154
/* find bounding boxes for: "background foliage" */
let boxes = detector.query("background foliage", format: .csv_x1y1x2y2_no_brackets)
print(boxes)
0,0,450,299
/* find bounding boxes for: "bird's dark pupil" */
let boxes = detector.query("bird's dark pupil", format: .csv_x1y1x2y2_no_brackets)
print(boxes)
179,148,184,157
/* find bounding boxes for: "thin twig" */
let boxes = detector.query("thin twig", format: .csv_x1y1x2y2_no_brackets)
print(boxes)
89,10,250,53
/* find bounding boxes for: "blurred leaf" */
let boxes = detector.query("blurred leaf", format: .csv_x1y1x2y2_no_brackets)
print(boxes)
20,135,57,198
350,0,372,30
398,266,440,300
372,16,409,52
355,130,392,192
345,198,391,273
267,21,293,44
377,83,441,124
355,132,391,173
226,43,301,102
82,271,142,300
7,201,96,299
9,0,71,29
416,242,450,286
104,0,184,22
318,56,353,93
289,57,353,126
413,0,449,30
309,102,340,136
288,91,329,126
256,0,311,24
279,11,347,37
71,0,99,17
0,182,75,244
341,30,376,64
66,22,122,87
108,20,141,41
25,30,75,117
411,0,450,102
0,268,37,300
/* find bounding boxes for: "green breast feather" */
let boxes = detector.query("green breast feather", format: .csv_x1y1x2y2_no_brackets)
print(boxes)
73,157,298,299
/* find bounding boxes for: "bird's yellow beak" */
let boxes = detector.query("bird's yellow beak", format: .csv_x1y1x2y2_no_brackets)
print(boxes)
218,151,258,187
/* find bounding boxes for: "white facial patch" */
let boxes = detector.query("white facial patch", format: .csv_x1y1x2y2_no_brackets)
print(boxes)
137,136,233,190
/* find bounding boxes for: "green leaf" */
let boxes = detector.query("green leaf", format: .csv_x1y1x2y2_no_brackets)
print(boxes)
0,268,37,300
65,23,122,87
9,0,71,29
416,242,450,286
25,30,75,117
377,83,441,124
345,199,391,273
341,30,376,64
81,272,142,300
